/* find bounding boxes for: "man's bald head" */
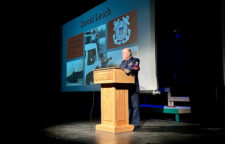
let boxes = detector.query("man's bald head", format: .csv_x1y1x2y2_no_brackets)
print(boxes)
122,48,132,61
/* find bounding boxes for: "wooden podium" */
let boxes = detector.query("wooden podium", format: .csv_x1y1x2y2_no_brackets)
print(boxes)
93,67,135,133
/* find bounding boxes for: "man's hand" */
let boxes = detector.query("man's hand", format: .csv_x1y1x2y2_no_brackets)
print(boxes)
124,69,130,74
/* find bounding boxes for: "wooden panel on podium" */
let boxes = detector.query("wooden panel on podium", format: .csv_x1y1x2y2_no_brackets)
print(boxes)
94,67,135,84
93,67,135,133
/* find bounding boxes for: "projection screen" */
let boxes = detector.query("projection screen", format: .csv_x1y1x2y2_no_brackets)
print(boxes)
61,0,157,92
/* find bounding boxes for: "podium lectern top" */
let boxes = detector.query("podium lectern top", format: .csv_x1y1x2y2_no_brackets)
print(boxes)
93,67,135,84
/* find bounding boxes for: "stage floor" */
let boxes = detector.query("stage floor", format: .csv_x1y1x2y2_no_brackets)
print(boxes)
32,119,225,144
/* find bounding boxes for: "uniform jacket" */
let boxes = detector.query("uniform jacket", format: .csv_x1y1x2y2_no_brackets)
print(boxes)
120,56,140,92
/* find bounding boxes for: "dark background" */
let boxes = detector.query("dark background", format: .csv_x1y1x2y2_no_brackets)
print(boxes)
10,0,224,137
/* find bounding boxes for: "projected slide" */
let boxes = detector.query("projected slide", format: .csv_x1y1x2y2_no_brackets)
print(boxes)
61,0,157,92
66,59,83,86
107,10,137,49
67,33,83,60
84,24,106,85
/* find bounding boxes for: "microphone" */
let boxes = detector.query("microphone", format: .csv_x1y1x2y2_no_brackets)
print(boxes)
103,57,112,62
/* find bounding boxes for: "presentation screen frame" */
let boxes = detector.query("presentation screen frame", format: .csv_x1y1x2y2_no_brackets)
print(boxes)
61,0,157,92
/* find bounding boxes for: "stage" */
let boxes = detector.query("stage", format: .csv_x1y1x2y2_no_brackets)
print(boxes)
14,0,224,143
33,118,225,144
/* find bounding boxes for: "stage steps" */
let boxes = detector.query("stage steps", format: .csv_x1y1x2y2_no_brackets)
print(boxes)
140,88,191,122
140,104,191,122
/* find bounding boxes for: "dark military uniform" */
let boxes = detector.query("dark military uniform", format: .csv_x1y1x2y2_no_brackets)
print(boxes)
120,56,140,127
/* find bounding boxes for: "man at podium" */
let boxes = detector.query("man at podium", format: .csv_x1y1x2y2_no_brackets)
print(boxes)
120,47,140,129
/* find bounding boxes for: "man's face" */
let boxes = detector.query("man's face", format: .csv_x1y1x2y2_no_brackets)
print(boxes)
122,48,130,61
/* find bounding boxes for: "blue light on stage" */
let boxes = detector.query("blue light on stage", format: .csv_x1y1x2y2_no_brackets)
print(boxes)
175,34,180,38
